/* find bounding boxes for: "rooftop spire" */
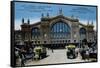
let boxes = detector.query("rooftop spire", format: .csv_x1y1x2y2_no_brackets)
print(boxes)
59,8,63,15
27,19,30,24
22,18,24,24
87,20,89,25
91,21,93,25
76,16,79,19
41,13,44,18
47,12,49,17
71,14,74,19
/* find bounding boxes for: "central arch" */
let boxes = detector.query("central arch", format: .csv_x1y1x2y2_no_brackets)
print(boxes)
50,21,71,39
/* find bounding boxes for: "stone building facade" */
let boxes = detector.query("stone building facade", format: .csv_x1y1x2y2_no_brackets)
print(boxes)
15,10,95,47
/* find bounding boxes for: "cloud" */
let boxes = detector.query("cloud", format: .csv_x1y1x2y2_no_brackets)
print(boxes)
15,20,21,30
70,6,94,14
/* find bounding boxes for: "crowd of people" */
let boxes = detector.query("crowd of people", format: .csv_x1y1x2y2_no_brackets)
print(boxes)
15,44,34,66
79,41,97,61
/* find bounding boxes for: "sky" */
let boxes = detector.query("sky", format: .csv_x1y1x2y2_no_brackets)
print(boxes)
14,1,97,30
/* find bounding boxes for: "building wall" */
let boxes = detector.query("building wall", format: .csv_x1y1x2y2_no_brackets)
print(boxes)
17,15,95,45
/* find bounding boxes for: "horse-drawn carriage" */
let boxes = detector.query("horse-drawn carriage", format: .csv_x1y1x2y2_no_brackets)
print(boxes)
34,46,47,60
66,44,78,59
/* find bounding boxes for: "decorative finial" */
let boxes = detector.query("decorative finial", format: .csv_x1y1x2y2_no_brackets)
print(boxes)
91,21,93,25
59,8,63,15
47,12,49,17
87,20,89,25
27,19,30,24
22,18,24,24
71,14,74,19
76,16,79,19
41,13,44,18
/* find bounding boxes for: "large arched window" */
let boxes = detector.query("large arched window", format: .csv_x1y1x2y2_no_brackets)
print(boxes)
79,28,86,34
79,28,86,40
51,21,71,39
32,27,40,39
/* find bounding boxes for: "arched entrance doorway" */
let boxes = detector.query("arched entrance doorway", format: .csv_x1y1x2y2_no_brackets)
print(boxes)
79,28,87,47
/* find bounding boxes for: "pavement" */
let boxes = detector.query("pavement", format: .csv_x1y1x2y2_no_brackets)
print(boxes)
25,49,86,66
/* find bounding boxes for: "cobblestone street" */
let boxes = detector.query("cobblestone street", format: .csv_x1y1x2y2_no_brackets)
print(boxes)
25,49,85,66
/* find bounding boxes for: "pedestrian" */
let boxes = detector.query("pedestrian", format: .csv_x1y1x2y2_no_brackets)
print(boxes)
85,50,90,61
19,47,26,66
51,46,54,53
81,47,86,60
52,49,54,53
75,47,79,57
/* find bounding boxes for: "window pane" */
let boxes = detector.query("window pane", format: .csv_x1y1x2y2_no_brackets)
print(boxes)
51,22,70,39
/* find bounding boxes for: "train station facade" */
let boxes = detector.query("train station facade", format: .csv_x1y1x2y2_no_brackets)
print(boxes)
15,10,95,48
